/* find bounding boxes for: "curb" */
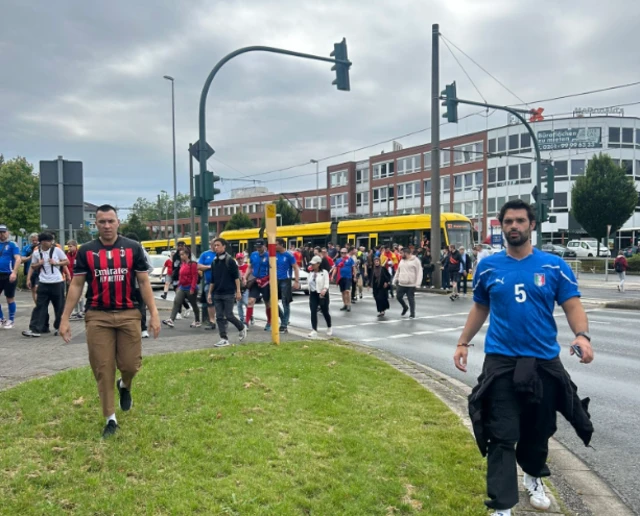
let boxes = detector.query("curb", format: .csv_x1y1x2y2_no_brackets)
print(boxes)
290,327,634,516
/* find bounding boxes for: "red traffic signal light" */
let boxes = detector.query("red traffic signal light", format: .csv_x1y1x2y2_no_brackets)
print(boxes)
529,107,544,122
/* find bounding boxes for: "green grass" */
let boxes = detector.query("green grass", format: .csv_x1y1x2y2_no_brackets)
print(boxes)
0,342,487,515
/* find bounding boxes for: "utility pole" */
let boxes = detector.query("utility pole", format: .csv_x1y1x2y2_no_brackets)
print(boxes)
430,24,442,289
311,159,319,221
188,144,196,249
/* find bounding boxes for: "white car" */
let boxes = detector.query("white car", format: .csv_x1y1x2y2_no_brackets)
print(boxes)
566,240,611,258
148,254,169,287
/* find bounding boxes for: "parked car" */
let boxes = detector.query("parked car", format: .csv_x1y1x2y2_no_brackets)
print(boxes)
479,243,500,255
542,243,577,258
148,254,168,288
294,269,310,295
623,246,640,258
566,240,611,258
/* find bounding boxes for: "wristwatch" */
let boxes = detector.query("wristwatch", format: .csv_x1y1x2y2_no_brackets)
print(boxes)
575,331,591,342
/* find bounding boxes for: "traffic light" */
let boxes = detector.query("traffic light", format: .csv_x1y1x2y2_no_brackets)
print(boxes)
330,38,351,91
441,81,458,123
545,163,555,199
195,171,221,202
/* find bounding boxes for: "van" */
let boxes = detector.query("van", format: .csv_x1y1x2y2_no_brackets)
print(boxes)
566,240,611,258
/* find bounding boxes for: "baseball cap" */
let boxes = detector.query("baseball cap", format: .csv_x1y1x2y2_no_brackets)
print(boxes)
255,239,265,246
235,252,244,259
310,255,322,265
0,224,7,232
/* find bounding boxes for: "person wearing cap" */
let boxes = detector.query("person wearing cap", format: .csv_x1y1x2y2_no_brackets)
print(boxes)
330,248,356,312
244,239,273,330
235,252,250,324
275,238,300,333
197,238,218,331
0,224,21,329
307,255,332,338
22,232,69,337
457,246,472,298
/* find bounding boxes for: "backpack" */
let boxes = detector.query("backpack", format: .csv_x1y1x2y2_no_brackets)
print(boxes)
615,260,624,273
449,253,460,267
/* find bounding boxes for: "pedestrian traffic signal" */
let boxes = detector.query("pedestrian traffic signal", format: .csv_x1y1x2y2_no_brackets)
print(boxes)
441,81,458,123
330,38,351,91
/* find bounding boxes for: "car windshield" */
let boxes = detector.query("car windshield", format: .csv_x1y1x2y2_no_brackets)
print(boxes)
149,255,166,268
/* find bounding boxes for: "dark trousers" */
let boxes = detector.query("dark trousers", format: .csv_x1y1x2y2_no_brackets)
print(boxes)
458,273,468,295
396,286,416,316
170,290,200,323
484,371,558,510
442,268,450,288
214,294,244,339
29,282,65,332
135,289,147,331
309,291,331,330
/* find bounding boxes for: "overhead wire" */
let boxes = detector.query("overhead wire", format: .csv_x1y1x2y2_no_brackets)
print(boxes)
440,36,487,104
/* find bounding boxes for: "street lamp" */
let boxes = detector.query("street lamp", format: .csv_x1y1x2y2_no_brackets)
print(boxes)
310,159,320,222
471,186,483,242
163,75,178,239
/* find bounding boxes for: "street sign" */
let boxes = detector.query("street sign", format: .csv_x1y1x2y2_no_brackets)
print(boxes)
189,140,215,162
39,157,84,244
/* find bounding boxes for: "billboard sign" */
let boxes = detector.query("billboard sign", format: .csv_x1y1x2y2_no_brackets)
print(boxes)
537,127,602,151
40,157,84,240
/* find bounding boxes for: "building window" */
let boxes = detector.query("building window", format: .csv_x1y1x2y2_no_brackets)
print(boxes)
442,176,451,193
372,162,394,180
330,193,347,209
356,168,369,184
571,160,585,177
508,165,519,181
609,127,620,145
508,134,519,151
373,187,388,203
453,148,464,165
497,166,506,183
621,159,633,175
475,142,484,160
453,174,462,192
488,198,496,214
464,173,474,189
475,171,483,186
553,192,568,209
424,179,431,195
488,139,496,154
520,163,531,182
330,170,348,187
554,160,568,178
356,192,369,207
441,149,451,167
521,133,531,150
488,168,496,184
424,151,432,170
622,127,634,148
497,136,506,153
397,155,421,175
397,181,419,200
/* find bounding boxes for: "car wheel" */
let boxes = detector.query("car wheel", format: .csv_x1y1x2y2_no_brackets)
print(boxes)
588,253,593,257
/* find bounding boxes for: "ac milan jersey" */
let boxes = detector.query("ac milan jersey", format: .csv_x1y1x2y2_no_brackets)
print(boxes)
74,236,149,310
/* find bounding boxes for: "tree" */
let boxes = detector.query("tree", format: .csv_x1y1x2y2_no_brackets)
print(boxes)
120,213,151,241
129,192,192,226
225,212,254,231
571,153,638,254
75,227,93,244
260,196,301,230
0,156,40,234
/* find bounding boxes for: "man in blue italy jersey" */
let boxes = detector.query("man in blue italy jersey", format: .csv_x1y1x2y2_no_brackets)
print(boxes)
453,200,594,516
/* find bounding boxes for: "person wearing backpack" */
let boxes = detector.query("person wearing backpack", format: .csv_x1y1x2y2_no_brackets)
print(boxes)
448,244,462,301
614,250,628,292
22,233,69,337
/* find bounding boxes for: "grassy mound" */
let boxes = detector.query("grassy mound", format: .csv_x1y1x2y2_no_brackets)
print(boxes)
0,342,486,515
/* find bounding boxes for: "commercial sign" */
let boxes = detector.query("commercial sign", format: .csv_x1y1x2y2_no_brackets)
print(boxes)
537,127,602,151
573,106,624,117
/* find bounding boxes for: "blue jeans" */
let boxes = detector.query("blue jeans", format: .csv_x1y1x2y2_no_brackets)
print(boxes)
277,279,292,327
237,290,249,322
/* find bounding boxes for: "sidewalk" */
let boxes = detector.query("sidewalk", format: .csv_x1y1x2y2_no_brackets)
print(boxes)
0,290,297,391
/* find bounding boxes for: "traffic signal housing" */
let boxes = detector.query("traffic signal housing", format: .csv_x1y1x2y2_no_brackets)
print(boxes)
441,81,458,123
330,38,351,91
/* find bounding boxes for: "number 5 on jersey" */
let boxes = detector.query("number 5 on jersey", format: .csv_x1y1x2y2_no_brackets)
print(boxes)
515,283,527,303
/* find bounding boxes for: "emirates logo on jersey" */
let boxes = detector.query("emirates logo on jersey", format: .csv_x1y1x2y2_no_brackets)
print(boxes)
534,273,546,287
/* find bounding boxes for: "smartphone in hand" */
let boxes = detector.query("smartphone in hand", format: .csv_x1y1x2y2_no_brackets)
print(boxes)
570,344,583,359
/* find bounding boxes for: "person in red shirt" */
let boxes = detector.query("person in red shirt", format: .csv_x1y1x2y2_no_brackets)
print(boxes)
614,250,628,292
59,204,160,439
65,239,85,319
160,256,173,300
163,247,200,328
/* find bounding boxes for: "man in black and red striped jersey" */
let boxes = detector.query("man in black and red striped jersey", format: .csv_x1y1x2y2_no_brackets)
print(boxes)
59,204,161,438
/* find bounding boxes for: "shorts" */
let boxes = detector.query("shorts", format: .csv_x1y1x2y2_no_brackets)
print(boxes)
249,281,271,302
0,273,17,298
338,277,352,292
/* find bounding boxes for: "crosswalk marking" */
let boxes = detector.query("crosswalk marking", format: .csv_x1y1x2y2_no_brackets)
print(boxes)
389,333,413,339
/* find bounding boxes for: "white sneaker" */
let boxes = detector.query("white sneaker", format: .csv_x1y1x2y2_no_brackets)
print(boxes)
307,330,318,339
3,320,14,329
214,339,230,347
523,473,551,510
489,510,511,516
239,326,247,342
326,327,333,336
141,330,149,338
176,313,183,320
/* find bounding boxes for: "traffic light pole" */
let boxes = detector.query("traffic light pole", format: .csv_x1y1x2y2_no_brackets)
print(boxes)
430,24,442,289
443,96,545,249
197,45,352,245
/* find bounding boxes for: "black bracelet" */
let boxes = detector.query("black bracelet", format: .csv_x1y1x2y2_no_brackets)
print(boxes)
457,342,474,348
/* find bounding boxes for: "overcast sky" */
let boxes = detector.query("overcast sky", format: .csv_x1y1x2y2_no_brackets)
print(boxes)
2,0,639,213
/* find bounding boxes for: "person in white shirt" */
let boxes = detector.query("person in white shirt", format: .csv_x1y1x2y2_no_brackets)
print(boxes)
392,248,423,318
22,233,69,337
474,244,490,266
307,255,332,338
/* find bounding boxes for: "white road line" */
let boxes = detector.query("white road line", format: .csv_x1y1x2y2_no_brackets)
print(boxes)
360,338,382,343
332,325,356,329
389,333,413,339
379,319,401,324
589,320,611,325
418,312,468,320
359,322,378,326
412,325,466,336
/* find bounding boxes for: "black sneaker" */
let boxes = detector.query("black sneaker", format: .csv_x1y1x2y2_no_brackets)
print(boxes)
346,306,351,312
401,307,408,316
117,379,132,411
279,326,288,334
340,306,348,311
160,293,167,300
102,419,118,439
204,323,217,330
